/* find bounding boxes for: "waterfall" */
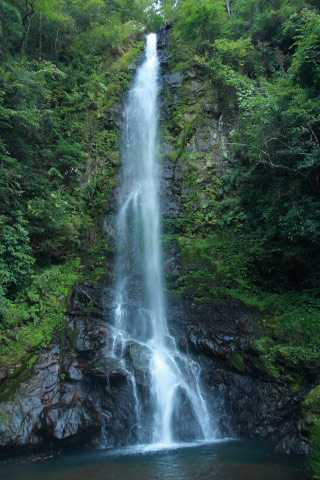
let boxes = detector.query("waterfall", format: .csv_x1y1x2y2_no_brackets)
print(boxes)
111,33,215,446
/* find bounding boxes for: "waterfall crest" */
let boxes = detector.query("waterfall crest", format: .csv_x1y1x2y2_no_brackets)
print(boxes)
111,33,216,446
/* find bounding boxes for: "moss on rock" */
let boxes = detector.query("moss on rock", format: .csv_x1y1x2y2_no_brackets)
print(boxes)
230,353,245,373
304,386,320,428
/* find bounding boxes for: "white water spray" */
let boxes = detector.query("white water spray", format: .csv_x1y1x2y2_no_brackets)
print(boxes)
111,33,215,446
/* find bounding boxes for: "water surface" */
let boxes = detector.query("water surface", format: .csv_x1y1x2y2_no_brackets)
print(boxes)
1,441,311,480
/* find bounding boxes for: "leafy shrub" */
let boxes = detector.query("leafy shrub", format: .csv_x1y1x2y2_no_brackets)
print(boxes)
0,262,80,368
0,214,35,293
310,423,320,479
175,0,229,52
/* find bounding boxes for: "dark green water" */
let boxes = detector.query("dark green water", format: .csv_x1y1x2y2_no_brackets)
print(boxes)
0,441,311,480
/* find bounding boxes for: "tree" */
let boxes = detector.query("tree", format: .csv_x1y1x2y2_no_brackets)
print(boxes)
290,13,320,91
0,0,23,58
175,0,229,52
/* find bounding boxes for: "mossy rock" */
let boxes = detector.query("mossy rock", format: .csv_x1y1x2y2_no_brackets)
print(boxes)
0,358,38,403
303,385,320,427
289,383,301,395
229,353,245,373
248,354,271,375
67,323,80,352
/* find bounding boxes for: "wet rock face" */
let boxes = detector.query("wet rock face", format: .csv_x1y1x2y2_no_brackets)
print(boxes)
0,286,142,451
0,285,309,454
0,239,312,455
0,344,60,448
165,299,310,454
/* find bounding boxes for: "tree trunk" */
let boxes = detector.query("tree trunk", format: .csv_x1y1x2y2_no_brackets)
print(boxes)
39,13,42,59
55,27,60,58
20,0,36,54
20,16,32,53
225,0,231,16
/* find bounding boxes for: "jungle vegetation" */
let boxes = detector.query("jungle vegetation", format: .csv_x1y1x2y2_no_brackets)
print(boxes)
161,0,320,369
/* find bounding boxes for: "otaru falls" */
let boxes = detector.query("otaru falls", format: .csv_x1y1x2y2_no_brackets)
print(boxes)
0,32,313,480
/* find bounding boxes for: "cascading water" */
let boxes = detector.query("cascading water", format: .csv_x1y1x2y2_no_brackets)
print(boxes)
111,33,216,446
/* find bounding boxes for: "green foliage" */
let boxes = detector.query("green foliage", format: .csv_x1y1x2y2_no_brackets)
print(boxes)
252,294,320,376
310,423,320,479
178,169,223,234
231,76,320,283
0,0,22,57
290,13,320,91
0,214,35,293
304,386,320,424
214,37,253,70
166,115,197,165
0,261,80,368
230,353,245,373
175,0,229,52
173,228,320,370
290,12,320,87
72,20,141,57
304,387,320,478
0,0,153,371
162,0,320,387
174,230,254,301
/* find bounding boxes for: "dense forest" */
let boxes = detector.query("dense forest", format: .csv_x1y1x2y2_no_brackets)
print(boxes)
0,0,320,475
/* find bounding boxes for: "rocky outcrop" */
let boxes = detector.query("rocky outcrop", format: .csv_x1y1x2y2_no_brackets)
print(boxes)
0,286,140,451
167,298,310,454
0,284,311,453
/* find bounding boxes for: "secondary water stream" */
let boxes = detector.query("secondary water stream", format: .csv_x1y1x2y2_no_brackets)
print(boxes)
110,33,215,445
